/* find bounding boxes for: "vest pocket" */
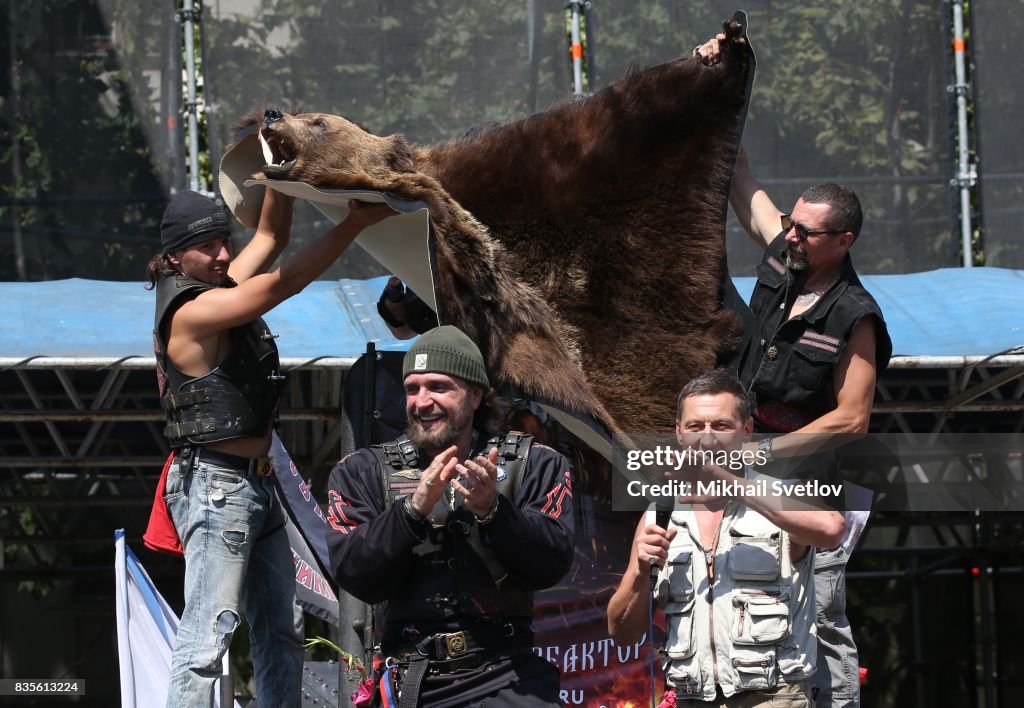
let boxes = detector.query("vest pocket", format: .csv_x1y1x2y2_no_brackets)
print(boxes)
666,664,703,698
728,529,781,581
731,648,779,690
730,592,790,645
792,340,839,392
664,596,697,659
668,550,695,602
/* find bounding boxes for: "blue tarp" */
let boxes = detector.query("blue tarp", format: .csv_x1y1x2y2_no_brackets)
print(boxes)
1,275,408,360
2,269,1021,360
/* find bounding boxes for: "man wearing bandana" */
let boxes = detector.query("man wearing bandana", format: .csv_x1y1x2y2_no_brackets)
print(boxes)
147,189,394,707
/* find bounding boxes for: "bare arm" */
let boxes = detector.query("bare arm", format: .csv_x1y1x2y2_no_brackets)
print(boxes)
724,477,846,556
670,464,845,558
607,516,676,645
755,318,878,461
228,188,294,283
175,200,396,340
729,146,783,251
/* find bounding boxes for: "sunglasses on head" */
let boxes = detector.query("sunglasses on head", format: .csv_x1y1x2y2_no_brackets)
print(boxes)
781,214,846,241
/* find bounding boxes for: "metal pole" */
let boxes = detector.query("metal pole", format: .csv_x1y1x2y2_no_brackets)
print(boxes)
181,0,202,193
8,0,26,280
909,555,927,708
219,649,233,707
974,512,997,708
950,0,975,267
567,1,584,96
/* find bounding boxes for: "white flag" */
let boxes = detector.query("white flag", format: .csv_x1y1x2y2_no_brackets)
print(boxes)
114,529,240,708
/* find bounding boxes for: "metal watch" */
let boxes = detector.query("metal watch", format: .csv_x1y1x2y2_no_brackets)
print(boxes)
757,437,775,465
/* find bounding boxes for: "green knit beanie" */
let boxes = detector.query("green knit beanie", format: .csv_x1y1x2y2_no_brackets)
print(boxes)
402,326,490,390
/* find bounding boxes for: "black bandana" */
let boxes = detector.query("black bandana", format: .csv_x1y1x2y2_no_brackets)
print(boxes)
160,191,231,253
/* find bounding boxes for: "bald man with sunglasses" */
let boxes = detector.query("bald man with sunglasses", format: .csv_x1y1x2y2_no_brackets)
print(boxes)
695,34,892,708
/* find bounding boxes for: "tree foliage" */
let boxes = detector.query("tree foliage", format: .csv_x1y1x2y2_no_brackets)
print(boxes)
0,0,166,281
1,0,963,278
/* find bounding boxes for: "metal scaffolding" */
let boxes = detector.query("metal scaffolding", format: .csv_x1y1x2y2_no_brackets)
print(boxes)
2,353,1020,563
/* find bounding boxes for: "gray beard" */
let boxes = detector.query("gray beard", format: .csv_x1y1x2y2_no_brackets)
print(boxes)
784,252,808,272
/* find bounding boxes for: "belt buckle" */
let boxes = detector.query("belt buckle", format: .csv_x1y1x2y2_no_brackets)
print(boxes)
442,631,467,658
255,457,271,477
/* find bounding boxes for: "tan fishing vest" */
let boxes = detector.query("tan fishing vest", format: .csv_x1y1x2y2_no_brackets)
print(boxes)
653,481,817,700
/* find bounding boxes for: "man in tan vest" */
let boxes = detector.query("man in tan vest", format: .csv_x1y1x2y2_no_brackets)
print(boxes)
609,369,845,706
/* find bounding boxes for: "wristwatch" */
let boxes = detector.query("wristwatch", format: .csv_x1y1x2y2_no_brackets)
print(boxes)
757,437,775,465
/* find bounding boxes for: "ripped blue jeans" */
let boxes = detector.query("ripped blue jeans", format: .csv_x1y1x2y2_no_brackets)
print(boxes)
164,454,304,708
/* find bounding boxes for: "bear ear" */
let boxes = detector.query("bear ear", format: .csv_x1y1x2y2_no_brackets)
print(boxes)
230,110,261,142
385,135,416,173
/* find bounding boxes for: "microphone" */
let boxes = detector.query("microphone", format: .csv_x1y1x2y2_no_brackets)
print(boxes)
649,496,674,585
655,496,673,529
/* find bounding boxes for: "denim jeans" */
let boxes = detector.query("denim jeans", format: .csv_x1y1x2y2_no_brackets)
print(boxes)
164,454,304,708
811,547,859,708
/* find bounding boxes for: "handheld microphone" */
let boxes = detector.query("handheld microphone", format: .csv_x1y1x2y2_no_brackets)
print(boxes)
654,496,673,529
649,496,674,584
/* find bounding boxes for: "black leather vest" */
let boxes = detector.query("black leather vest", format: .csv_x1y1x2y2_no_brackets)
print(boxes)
739,234,892,432
153,274,285,447
373,433,535,630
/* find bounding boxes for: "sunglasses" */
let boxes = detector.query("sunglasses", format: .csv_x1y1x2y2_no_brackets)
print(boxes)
781,214,845,241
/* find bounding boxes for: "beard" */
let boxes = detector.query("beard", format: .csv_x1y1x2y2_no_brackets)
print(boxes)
784,246,808,272
405,400,475,453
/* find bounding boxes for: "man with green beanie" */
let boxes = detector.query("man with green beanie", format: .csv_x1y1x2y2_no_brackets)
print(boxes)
326,325,575,706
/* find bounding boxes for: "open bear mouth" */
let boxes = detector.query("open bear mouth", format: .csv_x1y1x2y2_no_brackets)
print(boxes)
259,129,298,175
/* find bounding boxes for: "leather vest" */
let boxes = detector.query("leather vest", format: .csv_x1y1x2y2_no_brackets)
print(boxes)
740,233,893,433
653,478,816,700
373,433,534,633
153,274,285,447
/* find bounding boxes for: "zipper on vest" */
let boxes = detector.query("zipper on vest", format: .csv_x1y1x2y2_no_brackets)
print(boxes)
734,656,773,679
706,558,720,688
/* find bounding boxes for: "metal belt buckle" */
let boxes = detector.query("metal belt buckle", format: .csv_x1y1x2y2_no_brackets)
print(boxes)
442,631,468,658
255,457,271,476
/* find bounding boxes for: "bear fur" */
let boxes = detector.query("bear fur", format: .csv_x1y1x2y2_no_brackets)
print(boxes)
235,21,754,438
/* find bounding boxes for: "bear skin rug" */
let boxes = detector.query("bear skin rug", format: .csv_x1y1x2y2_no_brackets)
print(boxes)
228,19,754,440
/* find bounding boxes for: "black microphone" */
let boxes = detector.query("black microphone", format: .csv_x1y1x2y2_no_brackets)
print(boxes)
655,496,673,529
650,496,674,585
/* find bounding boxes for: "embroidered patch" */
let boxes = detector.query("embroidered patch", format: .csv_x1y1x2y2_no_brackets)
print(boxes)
801,331,841,346
391,469,421,480
797,337,839,353
767,256,786,274
414,353,428,370
495,465,508,482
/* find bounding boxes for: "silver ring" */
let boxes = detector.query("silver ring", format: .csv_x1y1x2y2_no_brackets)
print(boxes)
424,479,435,488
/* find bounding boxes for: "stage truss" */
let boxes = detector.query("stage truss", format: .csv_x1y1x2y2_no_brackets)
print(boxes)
0,353,1021,705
